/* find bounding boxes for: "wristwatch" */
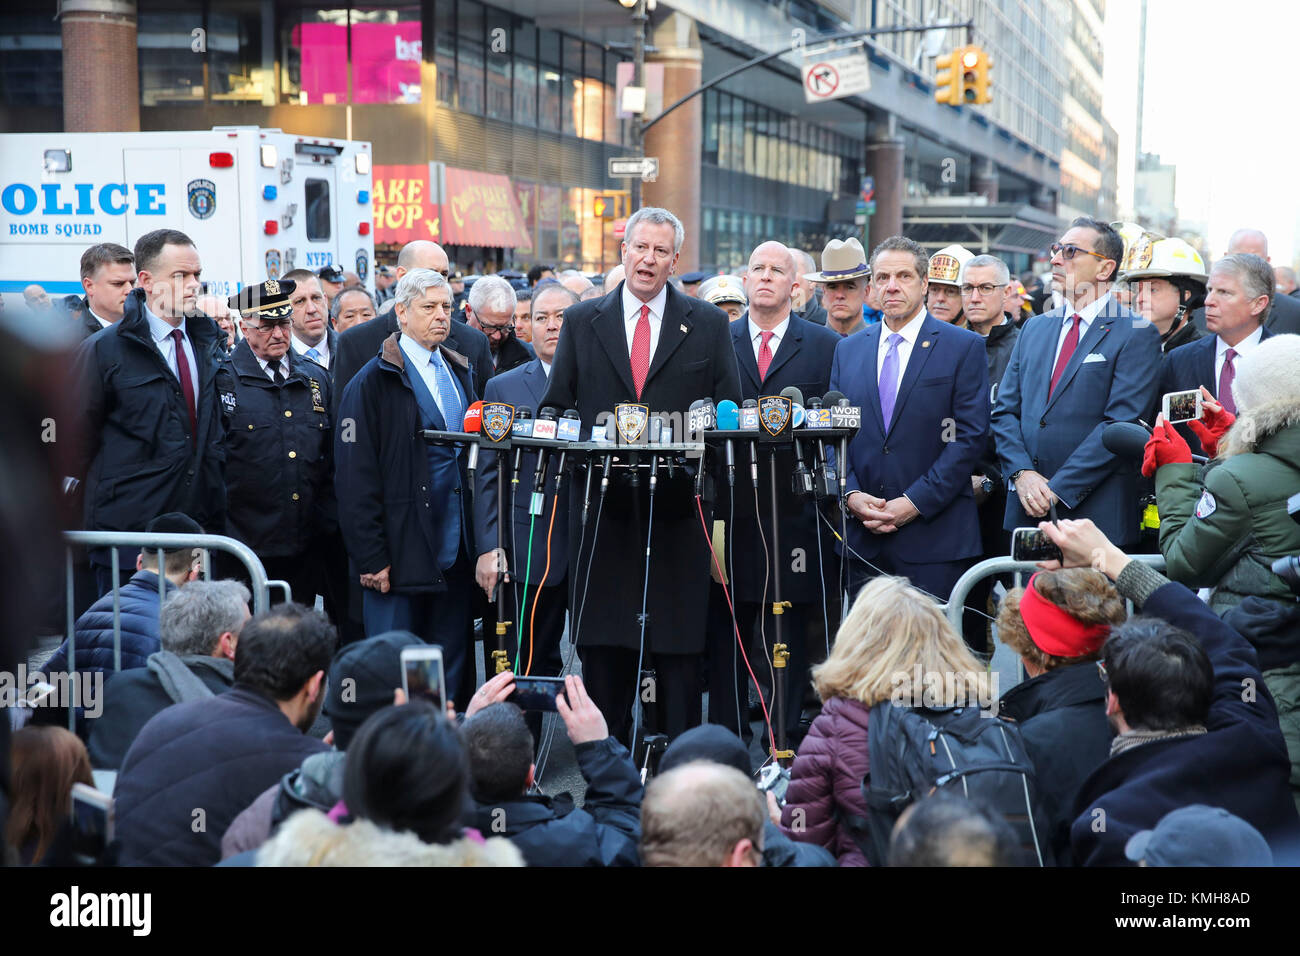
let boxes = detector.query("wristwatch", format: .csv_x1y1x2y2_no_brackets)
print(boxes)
840,490,861,514
1009,469,1026,486
981,477,996,495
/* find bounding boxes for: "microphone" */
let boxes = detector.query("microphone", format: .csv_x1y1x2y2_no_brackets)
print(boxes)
1102,421,1208,465
739,399,759,488
533,406,558,441
717,399,739,488
555,409,581,494
804,396,831,498
688,398,716,439
512,406,534,485
823,390,846,407
463,400,484,476
822,392,850,496
781,386,813,497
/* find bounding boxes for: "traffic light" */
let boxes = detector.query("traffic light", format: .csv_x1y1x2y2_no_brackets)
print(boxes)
593,195,616,219
934,46,964,107
934,45,993,107
969,46,993,104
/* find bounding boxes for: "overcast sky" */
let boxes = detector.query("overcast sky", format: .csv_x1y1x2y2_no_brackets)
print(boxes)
1106,0,1300,264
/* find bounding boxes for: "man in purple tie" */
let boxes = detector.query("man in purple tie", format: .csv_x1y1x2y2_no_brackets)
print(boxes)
991,218,1162,547
829,235,990,604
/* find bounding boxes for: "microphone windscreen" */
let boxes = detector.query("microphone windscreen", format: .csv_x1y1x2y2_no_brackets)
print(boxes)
463,400,483,433
823,390,847,407
1101,422,1151,461
780,385,805,407
515,405,535,420
717,399,739,430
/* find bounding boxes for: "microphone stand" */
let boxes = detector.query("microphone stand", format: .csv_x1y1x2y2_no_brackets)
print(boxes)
766,442,794,766
492,448,513,675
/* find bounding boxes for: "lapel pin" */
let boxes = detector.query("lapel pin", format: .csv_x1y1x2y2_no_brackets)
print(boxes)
921,340,931,348
680,324,688,333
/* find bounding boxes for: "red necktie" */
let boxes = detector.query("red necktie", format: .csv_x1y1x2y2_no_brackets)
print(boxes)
1048,314,1081,397
1218,348,1237,415
757,330,774,380
631,303,651,398
170,328,198,442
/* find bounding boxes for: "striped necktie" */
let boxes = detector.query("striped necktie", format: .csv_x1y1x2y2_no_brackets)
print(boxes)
430,350,464,430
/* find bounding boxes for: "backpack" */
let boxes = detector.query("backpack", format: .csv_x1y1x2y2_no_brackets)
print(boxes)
844,701,1053,866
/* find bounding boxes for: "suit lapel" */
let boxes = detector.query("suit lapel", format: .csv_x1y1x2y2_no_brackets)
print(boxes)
592,294,639,401
732,315,762,394
645,286,692,387
886,315,939,438
1044,304,1113,414
762,316,802,385
1198,337,1217,398
525,359,548,407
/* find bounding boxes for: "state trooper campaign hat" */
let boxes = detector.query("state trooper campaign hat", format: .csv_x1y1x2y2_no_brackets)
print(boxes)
229,278,296,321
805,238,871,283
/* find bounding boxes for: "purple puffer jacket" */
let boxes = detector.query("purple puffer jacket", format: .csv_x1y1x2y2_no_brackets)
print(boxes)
779,696,871,866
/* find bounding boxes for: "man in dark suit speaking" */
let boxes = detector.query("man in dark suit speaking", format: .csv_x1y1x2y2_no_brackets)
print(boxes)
992,218,1162,547
831,235,990,604
542,207,742,744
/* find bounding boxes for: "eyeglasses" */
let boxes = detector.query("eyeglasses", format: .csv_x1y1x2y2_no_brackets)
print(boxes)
478,322,514,335
1051,242,1110,263
249,320,291,334
960,283,1002,297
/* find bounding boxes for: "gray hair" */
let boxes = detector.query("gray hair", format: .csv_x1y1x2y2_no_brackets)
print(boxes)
870,235,929,279
394,268,449,311
625,207,685,254
330,286,376,320
1212,254,1275,311
791,249,816,276
531,283,580,318
963,254,1011,286
466,274,516,316
160,579,250,657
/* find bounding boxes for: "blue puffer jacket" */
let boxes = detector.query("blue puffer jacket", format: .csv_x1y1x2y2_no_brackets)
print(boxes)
42,570,166,678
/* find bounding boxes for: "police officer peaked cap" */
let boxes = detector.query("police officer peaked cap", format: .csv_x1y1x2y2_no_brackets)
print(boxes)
680,270,710,285
317,264,345,283
230,278,297,320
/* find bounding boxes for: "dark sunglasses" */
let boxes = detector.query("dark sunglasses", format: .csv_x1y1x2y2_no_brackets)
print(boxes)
1051,242,1110,263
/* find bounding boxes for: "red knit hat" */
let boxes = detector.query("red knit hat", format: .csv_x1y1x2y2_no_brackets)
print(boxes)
1018,573,1111,658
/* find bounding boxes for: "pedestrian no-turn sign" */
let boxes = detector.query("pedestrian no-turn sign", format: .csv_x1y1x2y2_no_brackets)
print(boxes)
802,45,872,103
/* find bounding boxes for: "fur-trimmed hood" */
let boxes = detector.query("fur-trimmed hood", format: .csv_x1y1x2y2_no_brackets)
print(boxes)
1221,398,1300,458
256,808,524,867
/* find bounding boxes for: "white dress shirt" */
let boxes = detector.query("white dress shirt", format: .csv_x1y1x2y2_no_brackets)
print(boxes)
145,305,199,398
1053,292,1111,369
748,315,790,364
292,333,330,369
539,359,552,378
257,355,290,382
399,333,458,425
89,307,113,330
875,306,927,396
1215,324,1264,385
622,283,669,363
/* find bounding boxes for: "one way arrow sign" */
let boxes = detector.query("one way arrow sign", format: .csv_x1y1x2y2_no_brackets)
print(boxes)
608,156,659,182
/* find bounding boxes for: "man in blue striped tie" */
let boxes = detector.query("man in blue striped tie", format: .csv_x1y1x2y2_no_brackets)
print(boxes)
335,268,481,695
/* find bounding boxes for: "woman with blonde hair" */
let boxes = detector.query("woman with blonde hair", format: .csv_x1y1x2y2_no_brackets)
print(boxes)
6,726,94,865
778,575,993,866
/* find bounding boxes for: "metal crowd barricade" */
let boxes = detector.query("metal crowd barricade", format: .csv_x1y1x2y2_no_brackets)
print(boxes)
60,531,286,733
943,554,1169,633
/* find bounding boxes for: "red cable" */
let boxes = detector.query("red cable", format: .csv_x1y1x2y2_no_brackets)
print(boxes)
525,492,559,676
695,494,777,758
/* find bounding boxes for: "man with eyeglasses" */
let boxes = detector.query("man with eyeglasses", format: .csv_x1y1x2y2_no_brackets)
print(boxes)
464,274,534,375
334,239,494,398
215,279,336,609
992,218,1162,548
960,254,1021,654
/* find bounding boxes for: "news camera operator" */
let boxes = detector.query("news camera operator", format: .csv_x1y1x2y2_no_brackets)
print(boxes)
540,207,741,745
1142,333,1300,809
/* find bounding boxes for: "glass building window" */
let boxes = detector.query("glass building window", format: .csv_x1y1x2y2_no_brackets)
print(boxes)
539,66,560,131
305,178,331,240
604,51,620,146
434,24,456,106
351,6,421,104
208,1,273,104
513,20,537,126
458,43,484,114
703,90,719,166
0,15,63,109
279,7,348,105
486,51,510,120
140,3,207,106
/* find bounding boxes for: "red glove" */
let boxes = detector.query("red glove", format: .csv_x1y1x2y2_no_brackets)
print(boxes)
1141,418,1193,478
1186,402,1236,458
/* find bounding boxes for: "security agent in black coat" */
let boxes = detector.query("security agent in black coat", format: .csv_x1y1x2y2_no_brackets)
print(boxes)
541,217,742,746
73,285,227,591
707,307,839,743
216,280,336,606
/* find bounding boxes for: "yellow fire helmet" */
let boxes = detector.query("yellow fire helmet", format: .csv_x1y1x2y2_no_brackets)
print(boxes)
927,244,974,286
1121,235,1207,283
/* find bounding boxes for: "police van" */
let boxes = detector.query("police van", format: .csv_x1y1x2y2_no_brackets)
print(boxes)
0,127,374,307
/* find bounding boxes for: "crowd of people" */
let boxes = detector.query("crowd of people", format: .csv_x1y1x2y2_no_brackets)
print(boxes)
6,206,1300,868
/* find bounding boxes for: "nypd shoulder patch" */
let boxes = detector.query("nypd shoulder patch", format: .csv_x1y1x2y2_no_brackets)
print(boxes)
1194,490,1217,519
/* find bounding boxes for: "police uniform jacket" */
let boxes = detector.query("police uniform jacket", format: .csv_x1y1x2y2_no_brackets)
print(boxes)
216,341,334,558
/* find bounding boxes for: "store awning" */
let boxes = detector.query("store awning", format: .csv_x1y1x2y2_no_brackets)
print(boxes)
902,202,1063,257
440,168,530,248
372,164,440,245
